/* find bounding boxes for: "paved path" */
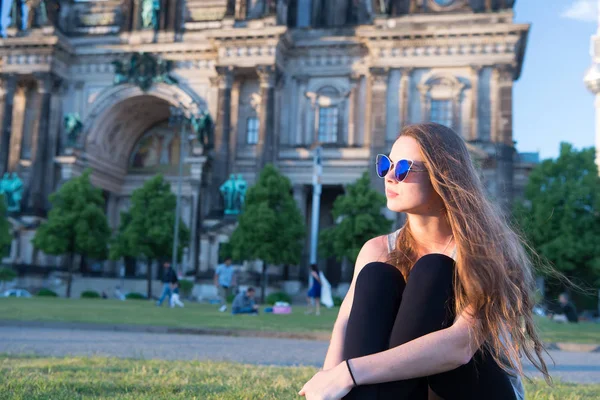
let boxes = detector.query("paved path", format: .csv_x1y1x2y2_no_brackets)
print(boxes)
1,326,599,384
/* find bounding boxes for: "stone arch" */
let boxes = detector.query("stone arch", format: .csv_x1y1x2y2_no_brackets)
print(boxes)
79,83,208,190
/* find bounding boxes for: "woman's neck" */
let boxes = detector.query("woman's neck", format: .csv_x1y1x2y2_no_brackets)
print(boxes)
406,213,453,255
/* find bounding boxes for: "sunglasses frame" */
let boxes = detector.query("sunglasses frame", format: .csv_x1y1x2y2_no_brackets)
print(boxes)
375,154,427,183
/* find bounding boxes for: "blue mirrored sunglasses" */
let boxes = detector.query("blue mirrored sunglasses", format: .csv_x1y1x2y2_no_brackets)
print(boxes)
375,154,427,182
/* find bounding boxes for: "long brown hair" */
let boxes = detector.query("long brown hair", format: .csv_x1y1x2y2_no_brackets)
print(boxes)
388,123,551,382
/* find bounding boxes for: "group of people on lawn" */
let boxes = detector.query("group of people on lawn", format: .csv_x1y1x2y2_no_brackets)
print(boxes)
156,256,331,315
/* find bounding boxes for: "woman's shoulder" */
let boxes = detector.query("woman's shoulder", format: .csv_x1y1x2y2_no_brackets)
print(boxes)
358,235,390,264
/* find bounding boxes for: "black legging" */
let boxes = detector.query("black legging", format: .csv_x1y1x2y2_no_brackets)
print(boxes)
342,254,516,400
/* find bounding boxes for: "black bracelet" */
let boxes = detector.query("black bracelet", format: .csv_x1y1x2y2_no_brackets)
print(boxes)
346,359,358,387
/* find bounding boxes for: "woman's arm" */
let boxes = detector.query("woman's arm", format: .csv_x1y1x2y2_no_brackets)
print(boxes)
300,310,481,398
349,308,481,385
312,271,321,283
322,236,390,370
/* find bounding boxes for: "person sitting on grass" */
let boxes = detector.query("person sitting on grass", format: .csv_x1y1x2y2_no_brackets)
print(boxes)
232,287,259,315
548,293,578,324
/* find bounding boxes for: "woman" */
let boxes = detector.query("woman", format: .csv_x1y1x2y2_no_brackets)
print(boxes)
299,123,550,400
306,264,322,316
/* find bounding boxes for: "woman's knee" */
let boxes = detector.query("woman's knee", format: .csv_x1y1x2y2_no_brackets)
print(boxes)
409,254,455,284
355,262,404,287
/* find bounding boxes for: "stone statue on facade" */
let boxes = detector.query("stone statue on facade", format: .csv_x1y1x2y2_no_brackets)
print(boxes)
111,53,178,91
141,0,160,31
63,112,83,148
220,174,247,215
233,174,247,212
220,175,236,215
191,111,214,152
0,172,23,213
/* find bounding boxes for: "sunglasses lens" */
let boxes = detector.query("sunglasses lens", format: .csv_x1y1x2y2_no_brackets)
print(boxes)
376,155,391,178
395,159,411,182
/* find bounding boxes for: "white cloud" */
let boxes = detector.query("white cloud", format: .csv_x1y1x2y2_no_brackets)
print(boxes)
561,0,598,22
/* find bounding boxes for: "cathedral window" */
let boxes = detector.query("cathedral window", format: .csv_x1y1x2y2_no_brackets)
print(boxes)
246,117,259,145
430,99,453,128
317,106,339,143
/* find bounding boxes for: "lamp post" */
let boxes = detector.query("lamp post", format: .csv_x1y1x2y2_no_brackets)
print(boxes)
309,144,323,266
169,104,190,275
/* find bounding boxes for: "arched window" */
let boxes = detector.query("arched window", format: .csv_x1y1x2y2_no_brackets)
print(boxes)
315,86,343,144
418,75,465,129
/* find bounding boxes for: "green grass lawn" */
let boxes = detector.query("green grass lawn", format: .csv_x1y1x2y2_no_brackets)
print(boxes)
0,297,337,334
0,356,598,400
1,298,599,344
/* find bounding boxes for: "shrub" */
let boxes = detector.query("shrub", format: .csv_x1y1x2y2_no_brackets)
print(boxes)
0,267,17,283
81,290,101,299
179,279,194,297
125,292,146,300
333,296,343,307
37,288,58,297
265,292,291,305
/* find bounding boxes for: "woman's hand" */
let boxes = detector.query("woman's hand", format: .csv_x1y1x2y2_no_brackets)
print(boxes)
298,361,354,400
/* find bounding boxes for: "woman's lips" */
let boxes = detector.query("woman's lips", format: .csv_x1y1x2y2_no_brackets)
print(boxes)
385,189,398,198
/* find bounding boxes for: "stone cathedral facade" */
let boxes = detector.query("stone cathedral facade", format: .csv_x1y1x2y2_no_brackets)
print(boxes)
0,0,535,285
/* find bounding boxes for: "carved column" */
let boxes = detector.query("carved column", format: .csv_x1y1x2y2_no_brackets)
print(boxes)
399,68,412,128
0,74,18,176
256,65,276,170
368,67,389,189
210,66,234,212
234,0,247,20
8,84,26,172
28,73,58,216
348,74,359,147
494,65,515,209
295,75,309,146
470,65,481,141
166,0,179,31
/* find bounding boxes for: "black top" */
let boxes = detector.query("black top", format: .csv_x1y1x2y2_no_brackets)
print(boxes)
162,267,178,284
562,302,578,323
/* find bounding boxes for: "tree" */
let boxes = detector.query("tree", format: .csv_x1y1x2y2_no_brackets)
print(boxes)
319,172,393,278
228,164,306,303
0,194,12,258
0,267,16,292
110,175,189,298
514,143,600,291
32,169,111,298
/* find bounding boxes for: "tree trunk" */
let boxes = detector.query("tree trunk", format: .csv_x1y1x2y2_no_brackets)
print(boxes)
261,261,267,304
147,258,153,299
66,252,74,298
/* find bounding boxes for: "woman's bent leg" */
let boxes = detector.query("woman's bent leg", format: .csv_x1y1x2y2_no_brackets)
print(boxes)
377,254,456,399
377,254,515,400
342,262,428,399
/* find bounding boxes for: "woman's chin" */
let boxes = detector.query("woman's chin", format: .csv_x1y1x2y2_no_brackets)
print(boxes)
387,199,409,213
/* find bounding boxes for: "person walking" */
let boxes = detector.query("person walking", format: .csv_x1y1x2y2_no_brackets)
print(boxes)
214,257,236,312
306,264,322,316
156,262,177,307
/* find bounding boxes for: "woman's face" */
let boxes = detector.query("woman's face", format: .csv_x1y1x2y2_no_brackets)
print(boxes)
384,136,443,215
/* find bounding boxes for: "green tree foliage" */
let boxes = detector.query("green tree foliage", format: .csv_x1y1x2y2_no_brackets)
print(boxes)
228,165,305,303
514,143,600,288
319,172,393,268
0,266,16,291
0,194,11,257
109,175,189,298
33,169,110,298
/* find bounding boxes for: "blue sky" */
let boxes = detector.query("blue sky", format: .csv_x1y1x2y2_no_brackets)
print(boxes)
513,0,597,160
